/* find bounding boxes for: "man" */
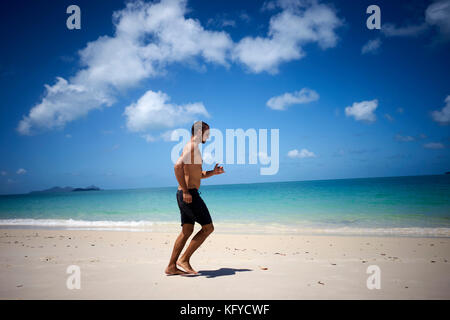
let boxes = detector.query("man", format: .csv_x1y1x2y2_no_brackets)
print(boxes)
165,121,225,275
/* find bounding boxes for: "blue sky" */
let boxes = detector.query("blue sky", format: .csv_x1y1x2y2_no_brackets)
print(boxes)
1,0,449,195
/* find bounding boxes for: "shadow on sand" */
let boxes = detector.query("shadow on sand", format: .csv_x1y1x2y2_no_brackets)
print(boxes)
187,268,252,278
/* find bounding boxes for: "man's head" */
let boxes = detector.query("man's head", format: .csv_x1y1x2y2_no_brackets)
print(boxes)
191,120,210,144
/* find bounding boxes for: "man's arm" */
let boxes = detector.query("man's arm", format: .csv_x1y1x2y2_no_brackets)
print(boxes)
174,158,188,191
201,163,225,179
201,170,215,179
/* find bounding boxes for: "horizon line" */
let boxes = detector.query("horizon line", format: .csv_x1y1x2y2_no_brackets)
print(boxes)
1,172,448,196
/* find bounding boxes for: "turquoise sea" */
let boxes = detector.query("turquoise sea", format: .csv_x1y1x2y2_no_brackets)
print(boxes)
0,174,449,236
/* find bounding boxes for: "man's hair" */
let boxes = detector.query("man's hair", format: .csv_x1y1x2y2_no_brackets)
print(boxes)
191,120,209,136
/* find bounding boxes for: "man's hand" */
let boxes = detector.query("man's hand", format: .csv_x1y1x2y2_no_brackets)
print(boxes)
183,190,192,203
213,163,225,175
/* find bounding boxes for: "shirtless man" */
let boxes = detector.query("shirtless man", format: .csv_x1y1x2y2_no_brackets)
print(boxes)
165,121,225,275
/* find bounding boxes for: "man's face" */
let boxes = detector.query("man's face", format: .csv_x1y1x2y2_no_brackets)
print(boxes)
202,127,210,143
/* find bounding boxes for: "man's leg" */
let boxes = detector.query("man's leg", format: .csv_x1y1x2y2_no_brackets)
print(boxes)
165,223,194,275
177,223,214,274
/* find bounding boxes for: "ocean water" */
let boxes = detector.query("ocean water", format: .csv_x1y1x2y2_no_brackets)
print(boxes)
0,174,449,237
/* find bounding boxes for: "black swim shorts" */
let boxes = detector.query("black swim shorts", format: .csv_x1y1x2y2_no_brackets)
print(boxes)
176,188,213,226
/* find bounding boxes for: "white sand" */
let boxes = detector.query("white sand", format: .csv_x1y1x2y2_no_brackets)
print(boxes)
0,228,449,299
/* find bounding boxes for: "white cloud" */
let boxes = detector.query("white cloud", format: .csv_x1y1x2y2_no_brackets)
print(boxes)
232,0,342,74
395,133,427,142
426,0,450,40
16,168,27,175
261,0,278,12
384,113,394,121
239,12,251,23
141,133,158,143
381,23,428,37
141,129,180,143
395,134,415,142
381,0,450,41
345,99,378,123
431,95,450,125
18,0,344,135
206,16,237,29
262,0,318,12
287,148,316,159
17,77,115,135
333,149,345,157
123,90,210,132
17,0,232,135
266,88,319,110
424,142,445,149
207,9,252,28
361,38,381,54
221,20,236,28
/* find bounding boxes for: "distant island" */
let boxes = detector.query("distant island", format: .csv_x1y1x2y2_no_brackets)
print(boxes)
29,185,101,194
73,185,101,192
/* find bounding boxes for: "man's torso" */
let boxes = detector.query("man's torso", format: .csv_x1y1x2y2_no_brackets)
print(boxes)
178,142,202,190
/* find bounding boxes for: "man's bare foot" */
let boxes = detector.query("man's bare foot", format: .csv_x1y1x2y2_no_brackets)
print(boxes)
177,259,198,274
165,265,188,275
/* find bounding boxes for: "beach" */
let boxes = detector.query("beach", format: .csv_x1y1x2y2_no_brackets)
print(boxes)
1,227,449,299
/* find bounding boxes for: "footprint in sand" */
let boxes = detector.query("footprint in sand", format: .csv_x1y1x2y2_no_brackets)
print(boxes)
40,256,54,262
